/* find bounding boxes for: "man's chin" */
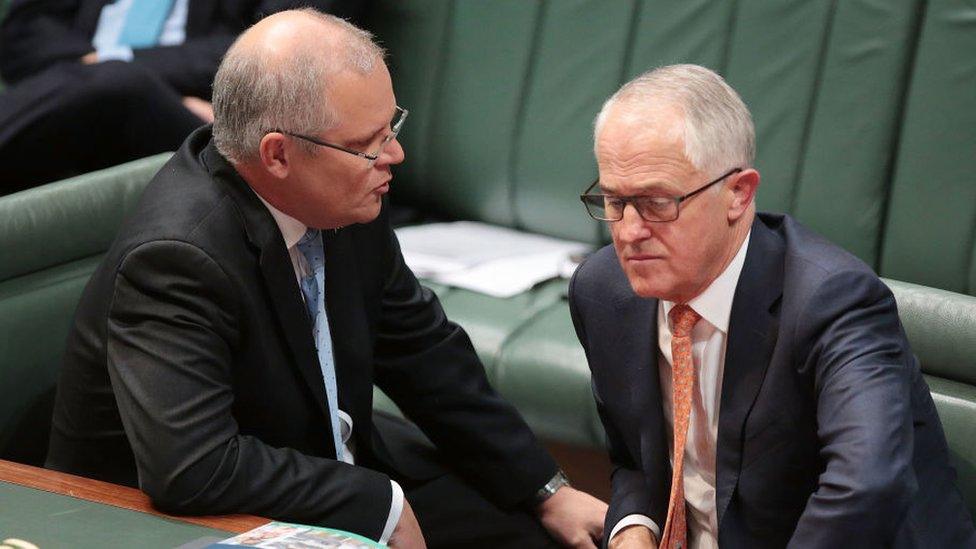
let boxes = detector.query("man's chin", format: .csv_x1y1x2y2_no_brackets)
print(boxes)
350,203,383,226
625,272,673,300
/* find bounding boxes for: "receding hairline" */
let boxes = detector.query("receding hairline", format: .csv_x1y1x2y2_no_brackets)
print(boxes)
229,9,381,73
212,8,386,163
593,64,756,175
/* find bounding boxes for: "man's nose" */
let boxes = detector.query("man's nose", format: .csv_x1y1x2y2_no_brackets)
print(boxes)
377,136,405,166
616,203,652,242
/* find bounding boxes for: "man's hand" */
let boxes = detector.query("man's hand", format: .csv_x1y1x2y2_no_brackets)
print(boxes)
80,51,99,64
608,525,657,549
182,96,215,123
388,499,426,549
537,486,608,548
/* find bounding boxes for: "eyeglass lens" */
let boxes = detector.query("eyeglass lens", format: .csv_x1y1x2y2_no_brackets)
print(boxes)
584,195,678,222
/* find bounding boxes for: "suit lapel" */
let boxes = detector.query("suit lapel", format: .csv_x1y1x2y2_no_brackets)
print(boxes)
715,218,784,529
201,144,332,429
322,228,374,449
256,238,333,424
614,290,672,521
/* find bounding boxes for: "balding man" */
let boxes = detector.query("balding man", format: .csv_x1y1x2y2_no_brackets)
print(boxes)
570,64,976,548
47,10,606,548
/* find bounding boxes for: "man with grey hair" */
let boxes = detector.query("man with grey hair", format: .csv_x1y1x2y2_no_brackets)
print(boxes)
47,9,607,548
570,64,975,548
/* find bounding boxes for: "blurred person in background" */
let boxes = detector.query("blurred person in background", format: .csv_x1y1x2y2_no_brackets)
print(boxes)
0,0,366,194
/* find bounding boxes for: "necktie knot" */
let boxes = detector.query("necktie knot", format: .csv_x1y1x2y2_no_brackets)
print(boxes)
297,227,321,251
669,304,701,338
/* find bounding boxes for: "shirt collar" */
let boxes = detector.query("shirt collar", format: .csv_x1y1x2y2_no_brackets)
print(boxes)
256,195,308,250
663,230,751,334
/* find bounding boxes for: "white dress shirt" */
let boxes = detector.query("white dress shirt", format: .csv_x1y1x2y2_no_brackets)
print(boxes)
259,197,403,544
609,232,751,548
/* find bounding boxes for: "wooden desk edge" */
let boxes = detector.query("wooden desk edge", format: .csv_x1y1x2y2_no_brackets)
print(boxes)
0,459,270,534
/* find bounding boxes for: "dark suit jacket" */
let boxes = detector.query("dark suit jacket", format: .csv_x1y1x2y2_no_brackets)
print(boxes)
570,213,976,548
0,0,365,96
46,127,556,539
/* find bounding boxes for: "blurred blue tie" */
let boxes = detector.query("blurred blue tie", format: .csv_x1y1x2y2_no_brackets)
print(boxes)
118,0,174,48
296,228,344,460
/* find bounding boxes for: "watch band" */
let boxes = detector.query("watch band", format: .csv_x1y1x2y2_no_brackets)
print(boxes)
534,469,571,503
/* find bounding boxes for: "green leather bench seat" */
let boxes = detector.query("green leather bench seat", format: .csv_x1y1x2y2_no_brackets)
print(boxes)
0,154,169,464
436,280,568,375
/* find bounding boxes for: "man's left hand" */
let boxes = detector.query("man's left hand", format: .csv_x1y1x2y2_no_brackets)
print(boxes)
537,486,608,548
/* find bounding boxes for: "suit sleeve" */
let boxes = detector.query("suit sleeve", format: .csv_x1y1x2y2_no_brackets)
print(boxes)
107,240,394,540
787,270,916,547
372,224,557,509
569,268,662,548
0,0,93,83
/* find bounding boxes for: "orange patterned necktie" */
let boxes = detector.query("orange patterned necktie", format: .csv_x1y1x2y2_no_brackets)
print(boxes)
660,304,702,549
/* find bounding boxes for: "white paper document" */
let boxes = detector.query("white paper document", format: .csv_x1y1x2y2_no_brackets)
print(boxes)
394,221,592,298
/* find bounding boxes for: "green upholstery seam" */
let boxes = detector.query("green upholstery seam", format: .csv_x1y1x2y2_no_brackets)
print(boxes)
419,0,457,211
875,0,928,274
490,297,565,382
964,210,976,295
619,0,643,83
718,0,742,76
0,252,102,287
508,0,549,232
788,0,838,219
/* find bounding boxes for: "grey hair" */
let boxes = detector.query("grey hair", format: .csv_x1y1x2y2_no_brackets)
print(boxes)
212,9,385,163
594,64,755,177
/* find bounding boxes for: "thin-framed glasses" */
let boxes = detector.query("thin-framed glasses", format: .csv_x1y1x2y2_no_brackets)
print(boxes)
580,168,742,223
269,106,408,167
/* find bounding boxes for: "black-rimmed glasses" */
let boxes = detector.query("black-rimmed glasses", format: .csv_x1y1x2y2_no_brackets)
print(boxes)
580,168,742,223
269,106,408,167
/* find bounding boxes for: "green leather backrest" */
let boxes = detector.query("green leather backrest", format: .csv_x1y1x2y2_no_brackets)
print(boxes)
890,278,976,517
880,0,976,295
753,0,920,266
886,279,976,386
372,0,933,269
0,153,169,465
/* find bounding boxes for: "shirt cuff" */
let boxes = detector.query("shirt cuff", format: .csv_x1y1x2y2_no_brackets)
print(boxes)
96,45,134,62
378,480,404,544
608,514,660,543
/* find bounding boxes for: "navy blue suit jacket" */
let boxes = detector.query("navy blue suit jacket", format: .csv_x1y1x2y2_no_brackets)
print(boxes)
570,213,976,548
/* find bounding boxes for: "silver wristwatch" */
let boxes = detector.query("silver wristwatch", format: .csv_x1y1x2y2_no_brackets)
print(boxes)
534,469,571,503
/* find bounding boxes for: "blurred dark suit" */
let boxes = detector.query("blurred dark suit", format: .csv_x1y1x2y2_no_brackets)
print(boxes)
0,0,365,193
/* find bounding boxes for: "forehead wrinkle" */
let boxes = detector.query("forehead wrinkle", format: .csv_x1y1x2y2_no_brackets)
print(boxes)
598,143,696,194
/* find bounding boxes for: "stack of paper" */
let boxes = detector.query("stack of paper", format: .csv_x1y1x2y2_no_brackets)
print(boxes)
394,221,592,298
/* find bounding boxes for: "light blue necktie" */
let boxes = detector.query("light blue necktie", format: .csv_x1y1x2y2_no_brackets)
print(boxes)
296,229,344,460
118,0,174,48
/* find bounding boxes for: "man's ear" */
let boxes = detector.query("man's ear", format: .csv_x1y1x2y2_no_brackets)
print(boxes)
727,168,760,221
259,133,290,179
